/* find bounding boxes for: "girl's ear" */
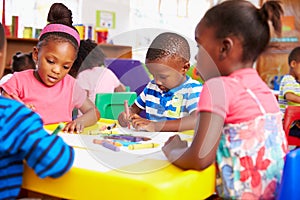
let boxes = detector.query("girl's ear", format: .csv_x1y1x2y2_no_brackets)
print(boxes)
32,47,38,63
219,38,233,60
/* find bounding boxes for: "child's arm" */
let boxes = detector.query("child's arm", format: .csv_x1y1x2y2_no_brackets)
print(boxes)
162,111,223,170
131,111,198,132
64,97,100,133
118,103,141,127
285,92,300,104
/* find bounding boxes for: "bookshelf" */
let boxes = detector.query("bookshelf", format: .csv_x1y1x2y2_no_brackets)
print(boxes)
4,37,132,76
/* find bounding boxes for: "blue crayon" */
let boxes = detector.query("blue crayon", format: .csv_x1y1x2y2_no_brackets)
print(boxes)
113,140,139,147
102,141,120,152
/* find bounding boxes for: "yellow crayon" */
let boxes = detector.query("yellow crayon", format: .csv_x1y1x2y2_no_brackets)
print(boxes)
128,143,160,150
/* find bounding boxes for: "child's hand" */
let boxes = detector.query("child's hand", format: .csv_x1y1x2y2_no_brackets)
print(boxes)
63,120,84,134
25,103,36,111
162,134,188,159
118,111,131,128
131,114,155,132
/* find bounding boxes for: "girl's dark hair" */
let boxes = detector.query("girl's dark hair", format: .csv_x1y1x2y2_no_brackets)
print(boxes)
12,52,36,72
37,3,79,51
288,46,300,65
146,32,190,62
202,0,283,62
69,39,106,78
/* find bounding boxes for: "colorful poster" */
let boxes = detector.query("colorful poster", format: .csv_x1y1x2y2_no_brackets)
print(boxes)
96,10,116,29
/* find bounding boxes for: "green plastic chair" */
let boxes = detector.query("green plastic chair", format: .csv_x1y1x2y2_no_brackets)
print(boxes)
95,92,137,120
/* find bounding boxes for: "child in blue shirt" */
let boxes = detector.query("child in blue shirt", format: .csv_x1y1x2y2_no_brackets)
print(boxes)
118,32,202,132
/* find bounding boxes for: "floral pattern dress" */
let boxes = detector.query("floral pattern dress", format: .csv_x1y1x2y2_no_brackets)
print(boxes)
216,88,288,199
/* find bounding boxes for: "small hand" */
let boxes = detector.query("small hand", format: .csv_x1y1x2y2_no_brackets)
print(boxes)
63,120,84,134
118,111,132,128
131,114,155,132
162,134,188,159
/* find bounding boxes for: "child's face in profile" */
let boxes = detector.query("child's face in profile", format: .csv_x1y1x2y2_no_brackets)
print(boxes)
146,56,187,92
33,41,77,86
291,60,300,80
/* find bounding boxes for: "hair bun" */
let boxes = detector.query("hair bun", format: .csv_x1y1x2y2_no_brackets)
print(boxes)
47,3,73,26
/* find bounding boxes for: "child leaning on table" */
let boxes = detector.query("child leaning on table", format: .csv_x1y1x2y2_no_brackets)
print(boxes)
279,46,300,137
162,0,288,199
0,3,100,133
118,32,202,132
0,96,74,199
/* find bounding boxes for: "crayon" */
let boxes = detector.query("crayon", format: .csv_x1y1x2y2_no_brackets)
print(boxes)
128,143,160,150
113,140,139,147
52,123,65,135
93,139,122,147
102,141,120,152
124,100,130,129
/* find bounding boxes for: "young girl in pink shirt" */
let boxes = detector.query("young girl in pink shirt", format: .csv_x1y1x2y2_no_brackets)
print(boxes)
0,3,100,133
163,1,288,199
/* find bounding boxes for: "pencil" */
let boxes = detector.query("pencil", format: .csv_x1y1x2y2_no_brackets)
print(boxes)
124,100,130,129
52,123,65,135
128,143,160,150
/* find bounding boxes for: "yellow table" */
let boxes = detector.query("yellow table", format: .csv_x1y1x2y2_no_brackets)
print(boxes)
22,120,216,200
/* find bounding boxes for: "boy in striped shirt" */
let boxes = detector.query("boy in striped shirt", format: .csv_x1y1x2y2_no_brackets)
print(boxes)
118,32,202,132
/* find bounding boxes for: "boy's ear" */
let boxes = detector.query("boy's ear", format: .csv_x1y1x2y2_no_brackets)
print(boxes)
219,38,233,60
182,62,190,73
290,60,297,68
32,47,38,62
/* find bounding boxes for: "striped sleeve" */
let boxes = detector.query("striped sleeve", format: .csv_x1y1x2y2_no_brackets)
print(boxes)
1,98,74,178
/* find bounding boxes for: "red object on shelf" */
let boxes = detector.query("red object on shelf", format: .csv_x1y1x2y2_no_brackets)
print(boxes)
96,29,108,44
2,0,11,37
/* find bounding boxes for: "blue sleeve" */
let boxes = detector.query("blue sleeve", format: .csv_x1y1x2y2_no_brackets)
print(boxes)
0,98,74,178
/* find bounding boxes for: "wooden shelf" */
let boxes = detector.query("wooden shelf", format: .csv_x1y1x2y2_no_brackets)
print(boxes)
98,43,132,59
4,38,132,72
5,37,38,69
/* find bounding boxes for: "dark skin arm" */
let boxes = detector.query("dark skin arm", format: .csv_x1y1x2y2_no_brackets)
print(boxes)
131,111,198,132
64,97,100,133
285,92,300,104
118,102,198,132
162,111,223,170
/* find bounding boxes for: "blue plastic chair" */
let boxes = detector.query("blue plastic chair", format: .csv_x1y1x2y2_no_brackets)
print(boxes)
277,148,300,200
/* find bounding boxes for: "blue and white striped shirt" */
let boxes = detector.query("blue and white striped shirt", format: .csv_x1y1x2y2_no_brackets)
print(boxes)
0,96,74,199
135,76,202,121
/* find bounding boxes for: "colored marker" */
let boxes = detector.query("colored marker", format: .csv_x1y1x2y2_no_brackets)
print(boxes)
106,123,117,130
102,141,120,152
52,123,65,135
128,143,160,150
124,100,130,129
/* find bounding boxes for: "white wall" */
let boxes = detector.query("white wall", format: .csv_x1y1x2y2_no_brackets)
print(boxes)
80,0,130,41
80,0,261,62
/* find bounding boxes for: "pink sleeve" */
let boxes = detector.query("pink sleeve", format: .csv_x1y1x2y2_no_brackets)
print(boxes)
106,68,120,88
72,82,87,108
1,73,22,97
197,78,228,119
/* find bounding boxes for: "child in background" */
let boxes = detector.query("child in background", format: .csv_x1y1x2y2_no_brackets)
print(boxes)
0,3,100,133
0,51,36,84
70,39,126,103
118,32,202,132
0,23,72,199
279,46,300,137
162,1,288,199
